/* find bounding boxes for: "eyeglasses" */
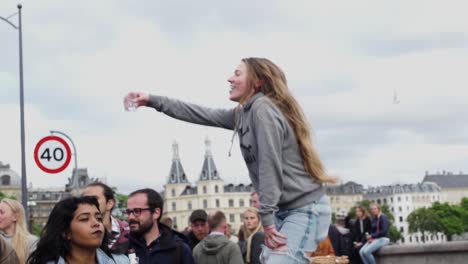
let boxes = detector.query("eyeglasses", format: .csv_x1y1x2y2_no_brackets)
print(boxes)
124,208,151,217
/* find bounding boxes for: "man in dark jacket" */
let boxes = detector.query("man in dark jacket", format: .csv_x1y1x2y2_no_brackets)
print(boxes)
184,209,209,250
193,211,243,264
126,188,194,264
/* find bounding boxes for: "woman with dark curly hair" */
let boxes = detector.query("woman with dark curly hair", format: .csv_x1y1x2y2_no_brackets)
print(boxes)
27,196,129,264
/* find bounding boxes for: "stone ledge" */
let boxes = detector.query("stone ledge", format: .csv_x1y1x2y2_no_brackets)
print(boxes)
375,241,468,264
377,241,468,255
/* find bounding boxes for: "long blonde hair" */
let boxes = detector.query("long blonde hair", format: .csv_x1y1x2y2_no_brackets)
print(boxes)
242,207,263,263
242,57,336,183
1,199,31,264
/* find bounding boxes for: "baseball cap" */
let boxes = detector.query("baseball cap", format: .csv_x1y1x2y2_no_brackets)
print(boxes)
336,209,347,218
189,209,208,223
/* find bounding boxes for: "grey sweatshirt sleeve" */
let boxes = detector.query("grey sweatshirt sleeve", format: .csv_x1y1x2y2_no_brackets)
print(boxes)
253,103,286,226
147,95,236,130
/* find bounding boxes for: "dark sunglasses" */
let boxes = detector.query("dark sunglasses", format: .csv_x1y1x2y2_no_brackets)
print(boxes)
124,207,151,217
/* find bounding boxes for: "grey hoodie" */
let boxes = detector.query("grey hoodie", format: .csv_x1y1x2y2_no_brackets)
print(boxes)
192,234,243,264
148,92,325,226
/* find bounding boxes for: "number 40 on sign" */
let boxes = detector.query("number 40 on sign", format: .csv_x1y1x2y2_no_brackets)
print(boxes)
34,135,72,174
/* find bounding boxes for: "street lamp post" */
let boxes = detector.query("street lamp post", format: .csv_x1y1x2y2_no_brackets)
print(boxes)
50,130,79,193
1,4,28,219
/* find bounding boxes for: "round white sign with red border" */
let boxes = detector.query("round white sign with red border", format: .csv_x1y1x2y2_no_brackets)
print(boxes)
34,135,72,174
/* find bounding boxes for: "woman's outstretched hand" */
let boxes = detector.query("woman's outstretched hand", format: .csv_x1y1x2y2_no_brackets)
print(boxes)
124,92,150,110
264,225,288,249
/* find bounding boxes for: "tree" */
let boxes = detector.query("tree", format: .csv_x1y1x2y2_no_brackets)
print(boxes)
407,207,440,243
111,187,128,221
407,201,468,241
0,191,17,200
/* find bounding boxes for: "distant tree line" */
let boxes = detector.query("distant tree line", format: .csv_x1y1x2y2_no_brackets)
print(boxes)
407,197,468,241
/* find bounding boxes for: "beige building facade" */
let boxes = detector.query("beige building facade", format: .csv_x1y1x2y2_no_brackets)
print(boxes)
327,181,364,215
423,171,468,205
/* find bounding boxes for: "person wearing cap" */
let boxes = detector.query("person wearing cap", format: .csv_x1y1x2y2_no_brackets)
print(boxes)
328,210,352,257
192,211,243,264
183,209,210,250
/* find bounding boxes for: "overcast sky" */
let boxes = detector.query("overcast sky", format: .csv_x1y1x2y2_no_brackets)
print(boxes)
1,0,467,194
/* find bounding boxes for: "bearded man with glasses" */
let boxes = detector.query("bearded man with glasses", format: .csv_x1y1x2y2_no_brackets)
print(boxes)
125,188,194,264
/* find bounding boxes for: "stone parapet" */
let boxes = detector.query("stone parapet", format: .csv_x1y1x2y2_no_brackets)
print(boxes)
376,241,468,264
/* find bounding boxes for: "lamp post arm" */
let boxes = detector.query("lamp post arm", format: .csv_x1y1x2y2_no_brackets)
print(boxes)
0,16,18,29
50,130,78,170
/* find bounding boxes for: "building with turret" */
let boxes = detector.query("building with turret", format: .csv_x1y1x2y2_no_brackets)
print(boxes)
163,138,253,233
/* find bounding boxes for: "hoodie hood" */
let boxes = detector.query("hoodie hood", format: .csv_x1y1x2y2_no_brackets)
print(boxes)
200,235,230,255
336,226,350,235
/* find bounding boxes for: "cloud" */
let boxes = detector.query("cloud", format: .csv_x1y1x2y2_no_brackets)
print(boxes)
0,0,467,195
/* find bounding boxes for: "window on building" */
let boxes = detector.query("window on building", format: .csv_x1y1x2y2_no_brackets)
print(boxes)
171,189,175,197
400,226,404,232
383,198,387,204
172,217,177,228
229,199,234,207
407,206,410,211
216,199,220,208
203,199,208,209
397,196,401,202
390,197,394,202
240,199,245,207
409,236,413,242
172,202,176,211
229,214,235,223
399,216,403,222
203,186,207,194
215,185,219,193
391,207,394,212
399,206,402,212
402,237,405,243
415,236,419,242
377,199,381,204
188,201,192,210
1,175,10,186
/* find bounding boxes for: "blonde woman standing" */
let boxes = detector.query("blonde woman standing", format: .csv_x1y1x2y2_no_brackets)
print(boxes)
126,57,335,263
0,199,38,263
239,207,264,264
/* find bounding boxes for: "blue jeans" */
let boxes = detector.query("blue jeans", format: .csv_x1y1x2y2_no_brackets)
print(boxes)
359,237,389,264
260,195,331,264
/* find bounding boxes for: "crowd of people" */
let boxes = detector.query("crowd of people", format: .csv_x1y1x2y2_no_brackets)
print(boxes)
0,57,390,263
0,182,391,264
312,203,391,264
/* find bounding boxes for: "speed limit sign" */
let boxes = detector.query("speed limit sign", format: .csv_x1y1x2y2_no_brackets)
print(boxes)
34,135,72,174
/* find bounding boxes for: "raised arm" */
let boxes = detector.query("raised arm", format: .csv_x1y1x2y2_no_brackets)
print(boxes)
127,92,236,130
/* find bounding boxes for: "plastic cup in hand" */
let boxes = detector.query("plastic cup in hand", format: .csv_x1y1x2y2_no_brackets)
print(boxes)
124,94,138,112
